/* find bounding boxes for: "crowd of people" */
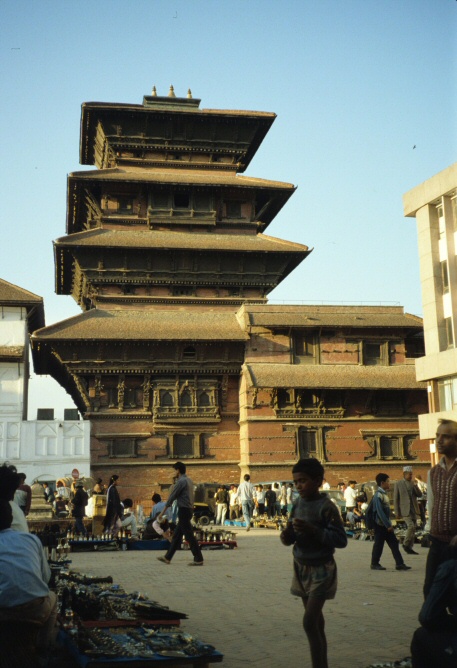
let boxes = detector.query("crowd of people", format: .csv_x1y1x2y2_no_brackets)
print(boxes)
0,417,456,667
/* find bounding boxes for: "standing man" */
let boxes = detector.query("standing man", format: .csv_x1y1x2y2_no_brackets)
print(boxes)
72,481,88,535
370,473,411,571
394,466,421,555
424,419,457,596
157,462,204,566
236,473,255,531
229,484,239,519
344,480,358,518
215,485,229,525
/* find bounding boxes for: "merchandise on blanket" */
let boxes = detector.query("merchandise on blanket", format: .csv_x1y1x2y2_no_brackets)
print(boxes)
57,575,188,622
76,626,217,660
58,570,114,585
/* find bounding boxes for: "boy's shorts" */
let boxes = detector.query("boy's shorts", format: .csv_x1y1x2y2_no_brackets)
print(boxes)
290,559,337,600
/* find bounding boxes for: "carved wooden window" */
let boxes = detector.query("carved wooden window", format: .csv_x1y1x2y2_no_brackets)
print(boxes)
198,391,210,406
379,436,398,458
181,389,192,407
161,391,174,407
109,438,137,458
298,427,327,461
364,343,382,365
294,334,317,365
278,389,293,408
299,429,317,458
362,431,416,460
173,434,195,457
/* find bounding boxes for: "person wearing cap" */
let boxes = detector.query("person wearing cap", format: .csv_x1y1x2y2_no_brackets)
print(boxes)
394,466,422,555
72,481,88,535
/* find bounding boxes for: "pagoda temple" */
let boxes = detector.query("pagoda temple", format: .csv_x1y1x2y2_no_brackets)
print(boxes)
31,87,429,500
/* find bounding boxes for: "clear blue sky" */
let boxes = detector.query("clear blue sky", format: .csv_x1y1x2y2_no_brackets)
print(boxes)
1,0,456,417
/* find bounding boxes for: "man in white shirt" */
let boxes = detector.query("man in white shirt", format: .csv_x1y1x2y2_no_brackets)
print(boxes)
344,480,358,517
229,485,239,519
236,474,255,531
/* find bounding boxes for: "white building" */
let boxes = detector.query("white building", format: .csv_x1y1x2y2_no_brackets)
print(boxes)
404,163,457,454
0,278,90,483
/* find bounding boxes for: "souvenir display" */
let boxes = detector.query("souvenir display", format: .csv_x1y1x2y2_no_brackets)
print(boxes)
75,627,218,660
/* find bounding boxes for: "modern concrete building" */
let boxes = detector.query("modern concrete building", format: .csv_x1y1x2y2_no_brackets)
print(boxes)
0,278,91,482
404,162,457,456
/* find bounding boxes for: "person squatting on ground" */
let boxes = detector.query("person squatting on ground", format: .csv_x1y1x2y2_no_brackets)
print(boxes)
423,418,457,597
370,473,410,571
280,458,347,668
0,499,58,664
121,498,138,537
394,465,422,555
156,461,204,566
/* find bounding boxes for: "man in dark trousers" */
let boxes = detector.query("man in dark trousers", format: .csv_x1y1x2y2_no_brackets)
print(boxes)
157,462,204,566
370,472,411,571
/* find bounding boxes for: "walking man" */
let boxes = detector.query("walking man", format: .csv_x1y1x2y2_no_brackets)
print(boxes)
424,419,457,596
370,473,411,571
157,462,204,566
394,465,421,555
236,473,255,531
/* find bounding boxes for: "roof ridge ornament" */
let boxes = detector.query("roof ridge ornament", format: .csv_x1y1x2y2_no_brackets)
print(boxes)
151,86,157,97
187,89,192,99
168,85,176,98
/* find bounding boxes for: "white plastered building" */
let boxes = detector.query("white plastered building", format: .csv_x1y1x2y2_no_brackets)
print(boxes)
0,279,90,483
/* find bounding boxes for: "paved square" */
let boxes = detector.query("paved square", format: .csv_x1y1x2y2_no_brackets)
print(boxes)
69,529,426,667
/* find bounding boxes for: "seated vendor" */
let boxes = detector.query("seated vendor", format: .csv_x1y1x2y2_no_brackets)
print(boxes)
121,498,138,537
53,495,69,518
0,499,58,660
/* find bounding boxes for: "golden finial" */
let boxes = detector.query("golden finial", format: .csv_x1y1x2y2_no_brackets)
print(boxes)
151,86,157,97
168,85,176,98
187,89,192,99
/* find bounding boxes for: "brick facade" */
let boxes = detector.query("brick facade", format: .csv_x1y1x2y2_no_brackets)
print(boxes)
31,89,430,504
